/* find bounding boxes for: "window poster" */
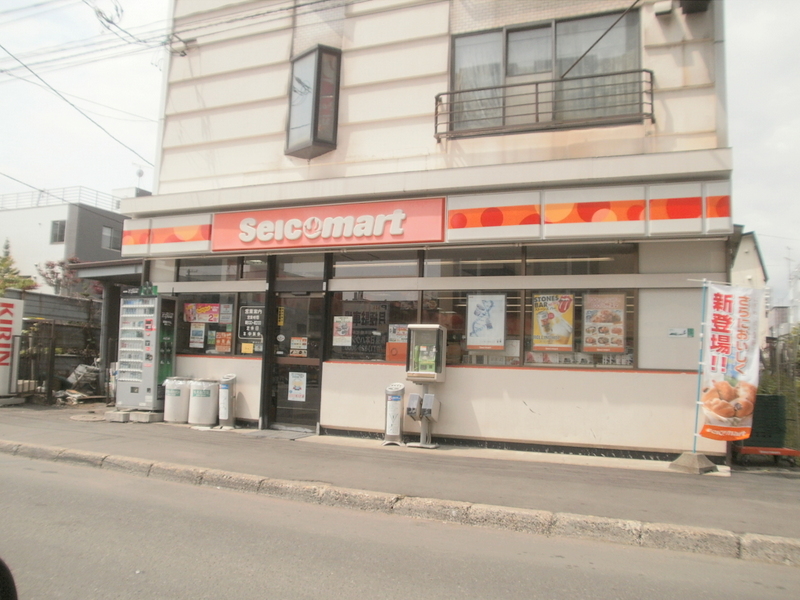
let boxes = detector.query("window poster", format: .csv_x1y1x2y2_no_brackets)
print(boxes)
215,331,232,353
582,294,625,353
332,316,353,346
184,303,220,323
533,294,575,351
467,294,506,350
189,322,205,348
288,371,307,402
220,304,234,324
384,323,408,363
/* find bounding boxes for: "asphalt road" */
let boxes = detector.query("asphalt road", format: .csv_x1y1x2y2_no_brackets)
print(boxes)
1,454,798,600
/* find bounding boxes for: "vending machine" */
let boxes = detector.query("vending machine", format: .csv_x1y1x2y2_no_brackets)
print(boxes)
116,292,177,410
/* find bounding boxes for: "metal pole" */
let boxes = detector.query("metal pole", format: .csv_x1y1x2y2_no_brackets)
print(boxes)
692,280,709,453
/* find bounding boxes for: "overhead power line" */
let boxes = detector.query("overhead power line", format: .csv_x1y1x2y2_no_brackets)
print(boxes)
0,40,153,166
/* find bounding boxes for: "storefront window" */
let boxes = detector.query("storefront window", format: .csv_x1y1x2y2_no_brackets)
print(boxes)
276,253,325,279
176,293,236,355
421,290,522,366
177,258,238,282
523,290,635,367
332,250,419,278
240,256,269,280
525,243,637,275
329,291,419,362
236,292,266,355
425,247,523,277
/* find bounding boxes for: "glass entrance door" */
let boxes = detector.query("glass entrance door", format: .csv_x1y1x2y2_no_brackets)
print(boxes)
269,293,324,428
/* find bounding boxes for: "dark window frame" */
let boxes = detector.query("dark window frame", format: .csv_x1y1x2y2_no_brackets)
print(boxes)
285,44,342,160
50,220,66,244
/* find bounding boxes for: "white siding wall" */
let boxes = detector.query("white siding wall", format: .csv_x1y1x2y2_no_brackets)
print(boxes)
148,0,726,199
321,361,725,455
174,355,263,421
0,205,69,293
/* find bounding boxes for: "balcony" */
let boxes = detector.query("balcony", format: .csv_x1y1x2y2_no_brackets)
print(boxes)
435,69,654,141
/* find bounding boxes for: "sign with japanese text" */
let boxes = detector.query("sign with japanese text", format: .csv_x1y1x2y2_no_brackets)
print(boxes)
699,283,763,441
238,306,264,341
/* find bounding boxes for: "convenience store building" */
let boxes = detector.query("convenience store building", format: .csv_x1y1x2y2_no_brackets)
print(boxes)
114,0,741,458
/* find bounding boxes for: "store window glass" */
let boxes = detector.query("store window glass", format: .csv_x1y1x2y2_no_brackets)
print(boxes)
276,253,325,279
329,291,418,362
236,292,266,356
421,290,522,366
526,243,637,275
424,247,522,277
176,293,236,355
241,256,269,280
523,290,635,367
150,259,176,282
177,258,238,282
332,250,419,278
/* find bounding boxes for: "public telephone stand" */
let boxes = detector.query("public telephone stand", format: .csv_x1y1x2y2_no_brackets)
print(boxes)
404,325,446,450
406,385,440,449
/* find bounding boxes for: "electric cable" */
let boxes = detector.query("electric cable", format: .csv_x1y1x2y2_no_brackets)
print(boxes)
0,40,153,166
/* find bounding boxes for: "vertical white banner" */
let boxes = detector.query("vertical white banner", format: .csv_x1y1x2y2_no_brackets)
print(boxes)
0,299,24,395
699,284,763,441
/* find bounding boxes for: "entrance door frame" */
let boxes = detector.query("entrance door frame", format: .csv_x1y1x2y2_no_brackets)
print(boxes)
259,254,332,430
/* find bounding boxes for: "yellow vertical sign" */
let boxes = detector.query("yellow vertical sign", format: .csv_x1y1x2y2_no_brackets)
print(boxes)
277,306,285,327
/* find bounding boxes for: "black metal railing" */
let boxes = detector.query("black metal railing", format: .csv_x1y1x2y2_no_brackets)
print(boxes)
435,69,654,141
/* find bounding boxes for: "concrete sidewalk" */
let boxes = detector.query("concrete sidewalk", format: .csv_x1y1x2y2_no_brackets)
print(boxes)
2,401,799,567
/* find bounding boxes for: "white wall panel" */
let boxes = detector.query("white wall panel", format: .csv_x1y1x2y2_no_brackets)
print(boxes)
163,101,285,148
343,38,449,87
173,355,263,421
344,1,450,50
321,361,724,455
166,65,289,115
638,289,703,370
169,30,291,82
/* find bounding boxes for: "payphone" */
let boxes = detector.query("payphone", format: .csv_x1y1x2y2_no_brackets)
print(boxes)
405,324,445,448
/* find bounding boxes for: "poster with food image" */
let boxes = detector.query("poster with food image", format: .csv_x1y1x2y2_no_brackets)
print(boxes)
582,294,625,353
332,316,353,346
287,371,307,402
698,284,763,441
533,294,574,351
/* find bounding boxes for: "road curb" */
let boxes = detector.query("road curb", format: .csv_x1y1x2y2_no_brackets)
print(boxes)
2,438,799,568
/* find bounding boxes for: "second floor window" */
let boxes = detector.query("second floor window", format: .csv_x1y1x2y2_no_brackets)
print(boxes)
451,10,641,133
50,220,66,244
101,226,122,251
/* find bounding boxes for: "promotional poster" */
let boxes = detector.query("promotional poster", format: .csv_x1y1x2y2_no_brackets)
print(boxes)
699,284,763,441
532,294,574,351
582,294,625,353
467,294,505,350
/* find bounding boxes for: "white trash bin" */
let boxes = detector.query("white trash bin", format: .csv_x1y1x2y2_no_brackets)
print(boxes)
218,374,237,428
164,377,192,423
188,379,220,426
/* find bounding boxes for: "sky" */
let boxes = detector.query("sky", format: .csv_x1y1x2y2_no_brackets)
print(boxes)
0,0,798,304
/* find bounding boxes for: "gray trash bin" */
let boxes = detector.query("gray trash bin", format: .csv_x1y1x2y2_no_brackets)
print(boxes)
188,379,219,426
164,377,192,423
